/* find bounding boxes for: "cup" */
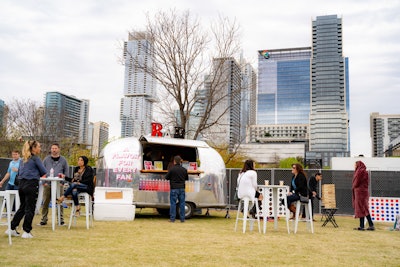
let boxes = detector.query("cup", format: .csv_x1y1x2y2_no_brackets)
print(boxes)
58,173,63,178
264,180,270,186
279,180,284,186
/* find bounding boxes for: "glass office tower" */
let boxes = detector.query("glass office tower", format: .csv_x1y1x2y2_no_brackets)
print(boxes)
257,47,311,125
309,15,350,155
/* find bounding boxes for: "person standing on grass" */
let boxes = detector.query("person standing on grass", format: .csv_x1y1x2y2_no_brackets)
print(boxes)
0,150,21,191
352,160,375,231
6,140,47,239
165,155,188,223
39,143,69,226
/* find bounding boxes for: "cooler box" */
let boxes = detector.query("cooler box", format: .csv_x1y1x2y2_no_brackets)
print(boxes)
94,187,133,204
94,187,135,221
94,203,136,221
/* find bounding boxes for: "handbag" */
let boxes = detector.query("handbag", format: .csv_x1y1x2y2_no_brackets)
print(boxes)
300,194,309,203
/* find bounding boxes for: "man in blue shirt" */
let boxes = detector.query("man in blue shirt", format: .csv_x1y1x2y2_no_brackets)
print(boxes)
0,150,21,191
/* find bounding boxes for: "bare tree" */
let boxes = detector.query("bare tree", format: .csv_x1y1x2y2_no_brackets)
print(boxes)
125,10,244,143
6,98,44,140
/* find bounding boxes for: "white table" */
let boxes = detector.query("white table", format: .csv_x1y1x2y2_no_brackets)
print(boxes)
40,177,63,231
258,185,290,234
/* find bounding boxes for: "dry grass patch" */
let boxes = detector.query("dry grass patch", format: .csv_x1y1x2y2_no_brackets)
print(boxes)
0,208,399,266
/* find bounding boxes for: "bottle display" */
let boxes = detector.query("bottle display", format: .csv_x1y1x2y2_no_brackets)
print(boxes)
138,178,200,192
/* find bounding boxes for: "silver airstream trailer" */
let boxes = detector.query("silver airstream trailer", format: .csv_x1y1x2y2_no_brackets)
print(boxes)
96,136,227,218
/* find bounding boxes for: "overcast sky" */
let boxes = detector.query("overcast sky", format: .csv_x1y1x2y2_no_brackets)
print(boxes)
1,0,399,157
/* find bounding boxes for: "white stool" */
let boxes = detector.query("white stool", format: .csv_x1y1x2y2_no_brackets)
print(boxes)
0,191,13,245
67,193,93,229
294,200,314,234
235,197,261,233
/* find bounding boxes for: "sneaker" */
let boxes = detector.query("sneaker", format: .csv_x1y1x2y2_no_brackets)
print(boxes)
21,232,33,238
367,226,375,231
60,222,66,226
5,229,20,237
37,222,47,226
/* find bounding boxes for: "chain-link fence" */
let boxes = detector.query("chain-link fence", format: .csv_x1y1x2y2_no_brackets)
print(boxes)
227,168,400,215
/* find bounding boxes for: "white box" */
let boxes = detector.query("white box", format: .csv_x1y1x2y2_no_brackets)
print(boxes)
94,187,133,205
94,203,135,221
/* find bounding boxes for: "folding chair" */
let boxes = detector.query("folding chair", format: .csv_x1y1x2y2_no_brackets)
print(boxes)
321,184,338,228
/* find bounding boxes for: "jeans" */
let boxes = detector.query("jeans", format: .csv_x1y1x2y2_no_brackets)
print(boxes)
11,179,39,233
169,188,186,222
63,183,89,206
286,193,300,208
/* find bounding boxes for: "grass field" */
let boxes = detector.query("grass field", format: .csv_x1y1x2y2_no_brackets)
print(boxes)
1,208,399,267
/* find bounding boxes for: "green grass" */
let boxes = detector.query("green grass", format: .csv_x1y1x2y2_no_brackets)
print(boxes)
1,208,399,267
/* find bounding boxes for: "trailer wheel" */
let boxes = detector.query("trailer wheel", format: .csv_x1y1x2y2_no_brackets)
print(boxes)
182,202,195,219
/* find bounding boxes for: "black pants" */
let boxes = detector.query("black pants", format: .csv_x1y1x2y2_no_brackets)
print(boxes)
11,179,39,233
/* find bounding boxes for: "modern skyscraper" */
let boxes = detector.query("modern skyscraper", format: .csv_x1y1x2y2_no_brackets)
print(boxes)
91,121,109,157
0,99,5,130
309,15,350,158
202,57,242,150
120,31,157,138
257,47,311,125
241,62,257,140
44,91,89,144
370,112,400,157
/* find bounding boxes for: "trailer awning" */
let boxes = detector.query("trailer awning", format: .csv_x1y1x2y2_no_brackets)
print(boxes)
139,136,209,148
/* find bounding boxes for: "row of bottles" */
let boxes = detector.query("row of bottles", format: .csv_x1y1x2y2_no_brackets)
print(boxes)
138,178,200,192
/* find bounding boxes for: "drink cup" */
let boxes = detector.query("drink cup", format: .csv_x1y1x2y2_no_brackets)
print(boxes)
264,180,269,186
279,180,284,186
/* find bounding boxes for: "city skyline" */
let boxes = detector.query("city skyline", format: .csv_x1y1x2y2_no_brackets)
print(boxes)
1,0,399,157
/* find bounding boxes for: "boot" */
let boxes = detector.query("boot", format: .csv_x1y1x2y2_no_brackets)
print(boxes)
289,204,296,219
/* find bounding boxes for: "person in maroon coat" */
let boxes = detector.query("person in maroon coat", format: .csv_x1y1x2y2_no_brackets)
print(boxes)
352,161,375,231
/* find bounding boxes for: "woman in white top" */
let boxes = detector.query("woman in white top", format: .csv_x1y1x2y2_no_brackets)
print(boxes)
237,160,258,210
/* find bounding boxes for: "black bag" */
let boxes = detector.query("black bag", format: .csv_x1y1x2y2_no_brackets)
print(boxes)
300,194,309,203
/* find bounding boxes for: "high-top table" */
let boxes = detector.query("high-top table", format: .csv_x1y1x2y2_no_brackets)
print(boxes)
258,185,290,234
40,177,63,231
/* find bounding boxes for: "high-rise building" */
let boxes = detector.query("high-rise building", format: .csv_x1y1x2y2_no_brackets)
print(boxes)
44,91,89,144
241,62,257,141
257,47,311,125
120,31,157,138
202,57,242,150
309,15,350,161
370,112,400,157
91,121,109,157
0,99,5,130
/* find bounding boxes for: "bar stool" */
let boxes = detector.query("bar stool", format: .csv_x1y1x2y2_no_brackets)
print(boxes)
0,191,13,245
235,197,261,233
67,193,93,229
0,190,20,216
294,199,314,233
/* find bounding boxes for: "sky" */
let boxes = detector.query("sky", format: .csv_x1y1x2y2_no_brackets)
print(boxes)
1,0,399,157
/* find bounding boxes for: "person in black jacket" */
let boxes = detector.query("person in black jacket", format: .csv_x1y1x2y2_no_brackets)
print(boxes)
165,155,188,222
57,156,94,216
283,163,308,218
302,172,322,220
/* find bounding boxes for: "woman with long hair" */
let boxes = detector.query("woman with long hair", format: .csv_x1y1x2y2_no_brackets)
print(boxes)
57,156,94,216
7,140,47,238
352,161,375,230
284,163,308,217
237,159,259,215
